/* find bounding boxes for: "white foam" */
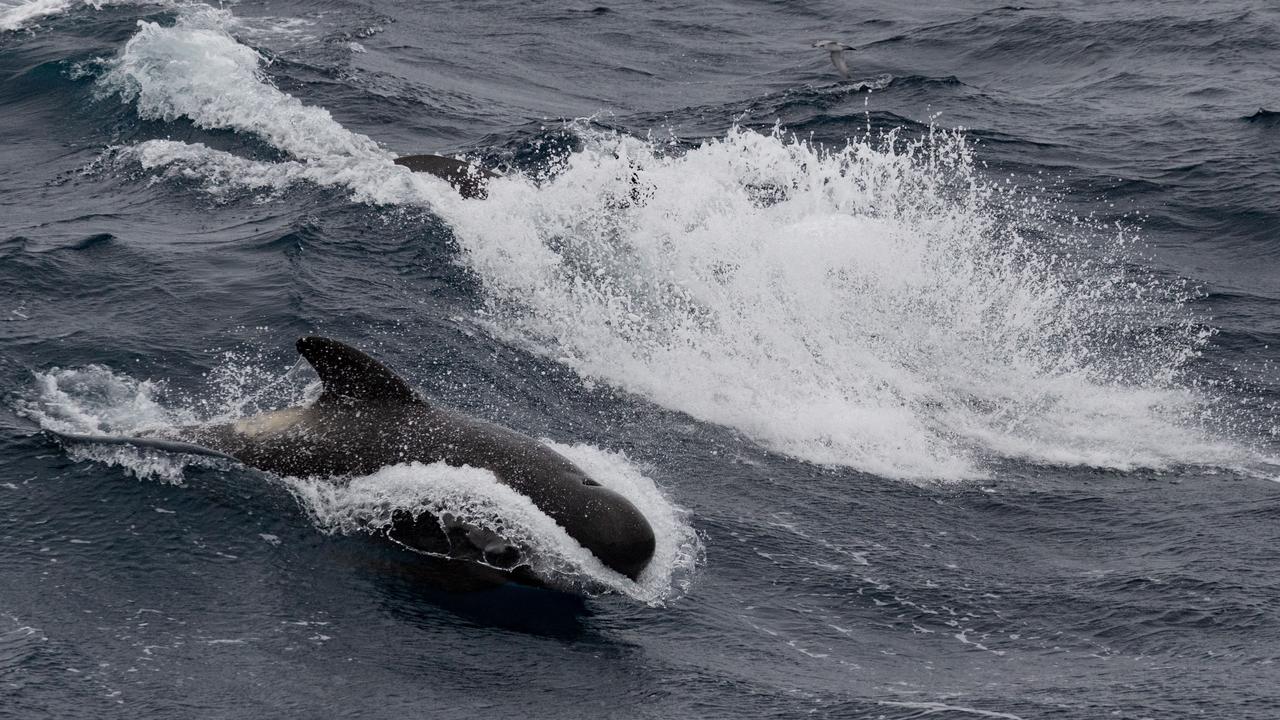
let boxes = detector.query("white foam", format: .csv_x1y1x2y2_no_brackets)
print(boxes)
1,0,74,31
113,139,456,207
93,12,1273,480
94,8,494,208
441,128,1253,480
17,365,212,482
0,0,189,33
2,0,105,32
98,10,379,162
62,442,193,483
289,448,699,603
20,365,179,436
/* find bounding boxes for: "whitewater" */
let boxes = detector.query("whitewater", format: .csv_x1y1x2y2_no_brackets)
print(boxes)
81,8,1266,481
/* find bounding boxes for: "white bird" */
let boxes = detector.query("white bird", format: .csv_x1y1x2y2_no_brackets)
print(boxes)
812,40,853,78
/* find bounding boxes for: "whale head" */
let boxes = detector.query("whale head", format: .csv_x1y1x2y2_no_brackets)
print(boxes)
570,478,656,581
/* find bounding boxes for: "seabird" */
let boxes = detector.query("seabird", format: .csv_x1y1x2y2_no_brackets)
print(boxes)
812,40,853,78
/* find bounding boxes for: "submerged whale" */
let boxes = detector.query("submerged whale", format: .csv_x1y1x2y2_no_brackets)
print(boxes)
395,154,498,199
58,337,657,581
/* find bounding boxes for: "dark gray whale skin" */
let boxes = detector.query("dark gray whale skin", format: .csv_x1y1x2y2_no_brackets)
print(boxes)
167,336,656,581
394,154,497,199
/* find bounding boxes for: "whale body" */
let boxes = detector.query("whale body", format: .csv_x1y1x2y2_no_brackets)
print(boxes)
63,337,657,581
395,154,497,199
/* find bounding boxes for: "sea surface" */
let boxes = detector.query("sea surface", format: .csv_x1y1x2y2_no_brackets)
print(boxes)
2,1,1279,717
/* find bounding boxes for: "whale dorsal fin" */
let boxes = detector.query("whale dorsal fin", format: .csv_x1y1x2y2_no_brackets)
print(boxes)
296,336,419,405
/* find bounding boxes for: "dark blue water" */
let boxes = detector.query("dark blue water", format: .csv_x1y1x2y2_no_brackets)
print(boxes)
3,1,1279,717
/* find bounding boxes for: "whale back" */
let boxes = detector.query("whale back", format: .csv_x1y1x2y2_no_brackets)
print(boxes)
394,154,496,199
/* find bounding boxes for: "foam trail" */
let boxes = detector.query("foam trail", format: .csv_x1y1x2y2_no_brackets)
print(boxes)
98,9,379,161
0,0,157,32
18,366,205,481
96,9,473,209
0,0,77,30
95,11,1272,480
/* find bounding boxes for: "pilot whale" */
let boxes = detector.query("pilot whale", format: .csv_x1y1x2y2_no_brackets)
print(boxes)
57,337,656,581
395,154,498,199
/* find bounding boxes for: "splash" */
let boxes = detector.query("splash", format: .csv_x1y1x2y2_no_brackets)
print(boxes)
442,127,1243,480
291,446,700,604
93,7,494,209
20,365,180,436
93,9,1262,480
97,9,378,161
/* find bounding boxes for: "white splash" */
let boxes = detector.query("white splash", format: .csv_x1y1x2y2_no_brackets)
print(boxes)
21,365,179,436
91,10,1269,480
18,365,209,482
93,8,491,209
97,10,378,161
290,447,699,604
442,126,1243,480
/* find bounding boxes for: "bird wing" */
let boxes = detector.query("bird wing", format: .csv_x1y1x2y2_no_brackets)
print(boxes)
829,50,851,78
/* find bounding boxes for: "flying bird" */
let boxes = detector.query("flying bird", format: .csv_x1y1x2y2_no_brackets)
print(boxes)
812,40,853,79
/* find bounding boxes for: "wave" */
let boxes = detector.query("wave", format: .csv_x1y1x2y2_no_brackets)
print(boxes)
88,7,1270,480
19,363,702,604
96,10,379,161
0,0,159,33
445,128,1246,480
1243,108,1280,125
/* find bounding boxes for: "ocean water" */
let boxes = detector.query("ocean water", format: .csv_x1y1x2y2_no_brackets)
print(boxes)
2,1,1279,717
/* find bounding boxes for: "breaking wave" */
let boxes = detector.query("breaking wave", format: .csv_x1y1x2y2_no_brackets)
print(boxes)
86,7,1268,480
